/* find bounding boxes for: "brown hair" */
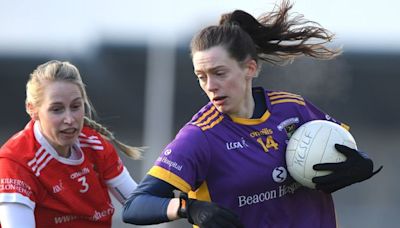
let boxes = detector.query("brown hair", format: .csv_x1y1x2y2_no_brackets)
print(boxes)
190,0,340,66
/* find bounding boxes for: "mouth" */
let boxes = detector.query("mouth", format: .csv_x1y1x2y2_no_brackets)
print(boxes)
212,96,227,106
60,128,78,137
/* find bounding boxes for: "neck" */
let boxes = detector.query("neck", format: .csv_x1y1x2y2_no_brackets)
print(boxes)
231,86,255,119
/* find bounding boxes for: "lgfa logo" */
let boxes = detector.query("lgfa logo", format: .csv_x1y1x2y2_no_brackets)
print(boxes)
226,137,249,150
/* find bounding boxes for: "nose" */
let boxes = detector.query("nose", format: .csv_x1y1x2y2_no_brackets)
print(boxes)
206,77,218,92
63,111,74,125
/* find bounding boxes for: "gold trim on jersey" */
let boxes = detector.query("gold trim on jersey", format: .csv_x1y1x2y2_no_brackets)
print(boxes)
201,115,224,131
230,110,271,125
188,181,211,202
268,91,305,106
196,111,220,127
341,123,350,131
192,106,225,131
148,166,191,192
193,106,216,125
271,99,306,106
268,93,302,100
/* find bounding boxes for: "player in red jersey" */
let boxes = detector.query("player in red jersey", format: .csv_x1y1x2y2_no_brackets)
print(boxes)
0,60,142,227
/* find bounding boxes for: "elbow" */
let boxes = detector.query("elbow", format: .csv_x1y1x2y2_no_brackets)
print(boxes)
122,197,140,224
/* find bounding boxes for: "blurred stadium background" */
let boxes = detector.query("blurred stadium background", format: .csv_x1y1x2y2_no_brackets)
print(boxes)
1,0,399,227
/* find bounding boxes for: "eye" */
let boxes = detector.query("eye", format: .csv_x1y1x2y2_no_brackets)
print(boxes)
71,104,82,111
196,74,207,82
71,99,84,111
215,71,226,77
50,106,64,113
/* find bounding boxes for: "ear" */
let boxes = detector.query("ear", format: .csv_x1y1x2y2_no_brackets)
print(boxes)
26,102,38,120
245,59,258,79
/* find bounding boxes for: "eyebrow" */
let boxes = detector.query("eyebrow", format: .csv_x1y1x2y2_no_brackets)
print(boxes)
49,97,83,106
195,65,226,74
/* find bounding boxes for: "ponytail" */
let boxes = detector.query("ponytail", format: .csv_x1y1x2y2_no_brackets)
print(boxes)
191,0,341,66
83,117,143,160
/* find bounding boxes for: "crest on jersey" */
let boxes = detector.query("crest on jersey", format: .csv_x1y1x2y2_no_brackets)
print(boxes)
277,117,299,138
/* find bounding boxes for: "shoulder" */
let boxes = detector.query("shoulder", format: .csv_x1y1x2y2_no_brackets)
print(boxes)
266,90,306,107
79,126,113,152
188,102,225,131
79,126,121,170
0,121,37,164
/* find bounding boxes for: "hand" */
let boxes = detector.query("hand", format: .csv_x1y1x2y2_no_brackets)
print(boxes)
312,144,383,193
177,193,244,228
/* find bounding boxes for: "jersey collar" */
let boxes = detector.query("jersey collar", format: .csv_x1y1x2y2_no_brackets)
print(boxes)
33,121,84,165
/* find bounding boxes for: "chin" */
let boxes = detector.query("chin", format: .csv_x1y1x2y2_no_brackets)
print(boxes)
217,106,232,115
59,136,77,146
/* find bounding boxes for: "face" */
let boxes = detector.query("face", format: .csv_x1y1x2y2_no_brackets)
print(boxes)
33,81,84,156
192,46,257,117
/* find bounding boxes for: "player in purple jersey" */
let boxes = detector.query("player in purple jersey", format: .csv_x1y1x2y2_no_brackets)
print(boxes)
123,1,382,227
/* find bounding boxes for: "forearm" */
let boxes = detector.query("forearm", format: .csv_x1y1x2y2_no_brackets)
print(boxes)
123,193,171,225
122,174,180,225
107,167,137,204
166,197,180,220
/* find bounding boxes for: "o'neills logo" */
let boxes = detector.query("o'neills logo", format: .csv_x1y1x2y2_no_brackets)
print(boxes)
70,167,90,179
249,128,273,137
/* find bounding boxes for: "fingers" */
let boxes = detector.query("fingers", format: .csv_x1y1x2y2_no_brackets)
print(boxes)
315,181,351,193
334,144,356,157
217,208,243,228
313,162,347,171
201,208,243,228
212,216,244,228
312,172,342,184
372,166,383,175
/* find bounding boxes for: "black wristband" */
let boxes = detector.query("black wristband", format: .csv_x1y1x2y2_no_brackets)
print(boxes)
177,193,189,219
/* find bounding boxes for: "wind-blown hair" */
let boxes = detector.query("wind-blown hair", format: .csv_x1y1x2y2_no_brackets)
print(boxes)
190,0,340,66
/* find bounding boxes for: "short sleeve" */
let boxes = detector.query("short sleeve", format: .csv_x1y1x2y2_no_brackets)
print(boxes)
97,137,125,181
301,99,349,130
148,124,211,192
0,158,40,209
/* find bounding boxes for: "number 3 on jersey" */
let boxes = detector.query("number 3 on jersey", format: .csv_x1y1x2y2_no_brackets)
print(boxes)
77,176,89,193
257,136,279,153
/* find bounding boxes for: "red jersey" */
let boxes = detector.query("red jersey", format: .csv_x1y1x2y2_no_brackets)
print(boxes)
0,120,125,228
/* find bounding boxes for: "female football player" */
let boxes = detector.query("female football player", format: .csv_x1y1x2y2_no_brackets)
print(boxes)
0,60,141,227
123,1,381,227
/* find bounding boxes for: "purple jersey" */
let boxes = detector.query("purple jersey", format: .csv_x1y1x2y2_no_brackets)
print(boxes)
149,88,348,228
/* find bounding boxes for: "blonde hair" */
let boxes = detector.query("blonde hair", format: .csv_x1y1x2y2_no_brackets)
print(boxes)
26,60,142,159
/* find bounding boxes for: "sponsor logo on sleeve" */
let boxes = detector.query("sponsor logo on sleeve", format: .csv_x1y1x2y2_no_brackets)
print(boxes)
0,178,33,197
157,149,183,172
